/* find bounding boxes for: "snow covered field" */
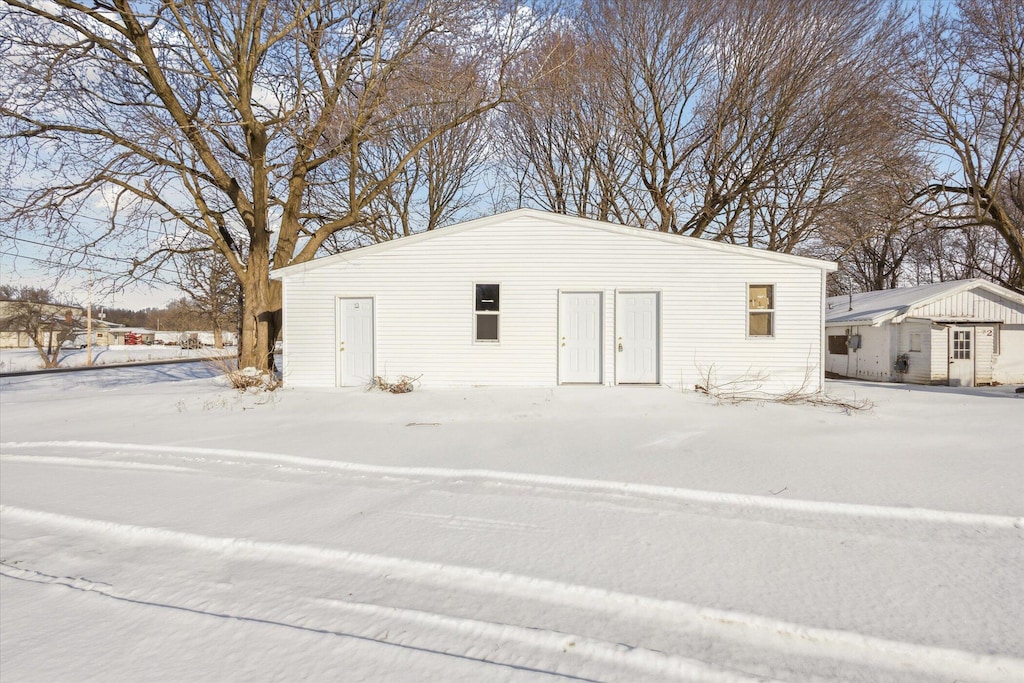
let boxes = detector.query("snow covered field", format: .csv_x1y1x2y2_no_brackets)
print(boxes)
0,346,229,373
1,367,1021,682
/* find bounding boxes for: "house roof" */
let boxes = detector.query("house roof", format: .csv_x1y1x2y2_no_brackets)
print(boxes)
825,279,1024,326
0,300,84,316
271,208,837,279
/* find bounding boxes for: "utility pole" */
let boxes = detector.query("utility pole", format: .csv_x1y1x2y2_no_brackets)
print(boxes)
86,270,93,366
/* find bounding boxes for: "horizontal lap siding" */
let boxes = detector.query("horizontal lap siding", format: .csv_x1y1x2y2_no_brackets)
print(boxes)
897,321,932,384
282,216,825,391
930,326,949,381
994,325,1024,383
976,326,995,384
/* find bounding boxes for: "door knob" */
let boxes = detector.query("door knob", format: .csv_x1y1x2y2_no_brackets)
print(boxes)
618,343,623,352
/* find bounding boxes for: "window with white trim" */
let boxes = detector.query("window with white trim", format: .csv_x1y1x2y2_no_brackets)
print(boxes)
909,333,922,352
747,284,774,337
474,283,499,342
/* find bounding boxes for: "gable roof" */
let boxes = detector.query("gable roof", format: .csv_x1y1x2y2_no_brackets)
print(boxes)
825,279,1024,326
271,208,837,279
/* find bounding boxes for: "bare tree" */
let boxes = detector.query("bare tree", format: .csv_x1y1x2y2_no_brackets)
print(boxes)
809,133,937,294
684,0,907,247
0,286,80,368
360,79,492,240
174,247,240,348
500,26,633,222
1,0,556,371
500,0,908,258
584,0,714,233
903,0,1024,290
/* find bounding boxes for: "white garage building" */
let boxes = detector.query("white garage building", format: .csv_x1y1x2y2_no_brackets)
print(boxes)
273,209,837,393
825,279,1024,386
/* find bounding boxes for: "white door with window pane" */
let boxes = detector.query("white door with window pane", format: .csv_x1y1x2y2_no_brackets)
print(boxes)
337,298,374,387
616,292,659,384
559,292,602,383
948,326,974,387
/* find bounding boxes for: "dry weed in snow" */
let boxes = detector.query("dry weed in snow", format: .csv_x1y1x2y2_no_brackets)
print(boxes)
368,374,421,394
694,364,873,412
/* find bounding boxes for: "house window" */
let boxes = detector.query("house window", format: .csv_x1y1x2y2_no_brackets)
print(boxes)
952,329,971,359
748,284,774,337
909,333,922,352
828,335,848,355
475,283,499,342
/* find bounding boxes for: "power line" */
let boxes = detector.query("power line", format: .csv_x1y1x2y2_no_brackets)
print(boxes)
3,235,138,265
0,249,128,279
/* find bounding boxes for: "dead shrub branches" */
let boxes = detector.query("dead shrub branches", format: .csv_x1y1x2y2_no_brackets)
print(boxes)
206,356,281,392
368,374,421,394
694,363,872,412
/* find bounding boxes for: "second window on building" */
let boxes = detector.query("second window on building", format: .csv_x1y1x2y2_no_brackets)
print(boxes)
475,283,500,342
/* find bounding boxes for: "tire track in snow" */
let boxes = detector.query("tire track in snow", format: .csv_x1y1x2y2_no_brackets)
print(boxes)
0,454,201,474
3,440,1021,530
4,504,1022,683
0,562,768,683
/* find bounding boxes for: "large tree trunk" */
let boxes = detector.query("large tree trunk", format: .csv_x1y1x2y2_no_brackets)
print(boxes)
238,277,281,372
237,239,281,372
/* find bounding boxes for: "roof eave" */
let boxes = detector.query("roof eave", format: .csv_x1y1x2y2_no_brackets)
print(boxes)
271,208,837,279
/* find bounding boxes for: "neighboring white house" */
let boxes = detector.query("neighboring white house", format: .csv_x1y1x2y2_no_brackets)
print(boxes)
825,279,1024,387
0,300,84,348
272,209,837,393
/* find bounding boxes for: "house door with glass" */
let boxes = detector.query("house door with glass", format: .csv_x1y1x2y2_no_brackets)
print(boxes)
948,326,975,387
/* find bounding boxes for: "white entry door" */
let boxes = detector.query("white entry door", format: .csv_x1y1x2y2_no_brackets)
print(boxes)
338,298,374,387
948,326,974,387
559,292,602,383
616,292,659,384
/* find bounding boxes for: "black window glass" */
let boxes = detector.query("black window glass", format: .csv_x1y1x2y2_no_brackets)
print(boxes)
475,284,499,311
828,335,848,355
476,314,499,340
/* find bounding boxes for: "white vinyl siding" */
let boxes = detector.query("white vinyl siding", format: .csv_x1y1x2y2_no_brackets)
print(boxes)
279,214,828,392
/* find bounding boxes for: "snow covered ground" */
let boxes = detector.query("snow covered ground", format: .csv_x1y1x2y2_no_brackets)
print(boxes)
0,346,230,373
1,367,1021,682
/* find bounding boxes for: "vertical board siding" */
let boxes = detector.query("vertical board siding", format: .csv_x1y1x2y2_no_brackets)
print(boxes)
824,326,854,378
907,290,1024,323
839,325,893,382
282,216,826,392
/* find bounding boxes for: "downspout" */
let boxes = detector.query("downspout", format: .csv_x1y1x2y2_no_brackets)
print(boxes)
847,326,853,378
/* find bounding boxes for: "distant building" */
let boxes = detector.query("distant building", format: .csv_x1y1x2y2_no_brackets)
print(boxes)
108,328,156,345
0,300,84,349
825,279,1024,386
